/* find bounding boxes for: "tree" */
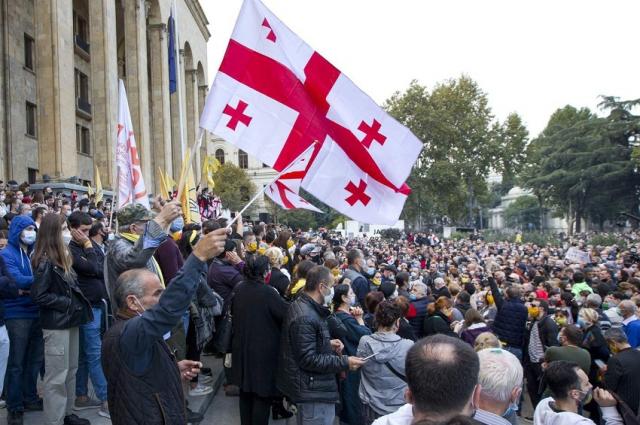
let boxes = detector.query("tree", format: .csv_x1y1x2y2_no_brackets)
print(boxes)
520,102,640,233
211,163,256,213
503,196,540,230
492,113,529,192
385,76,496,227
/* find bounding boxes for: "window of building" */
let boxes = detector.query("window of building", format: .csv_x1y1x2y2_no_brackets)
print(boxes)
27,168,37,184
238,149,248,169
24,34,34,70
76,124,91,155
75,69,91,114
215,148,225,165
73,13,90,53
26,102,37,137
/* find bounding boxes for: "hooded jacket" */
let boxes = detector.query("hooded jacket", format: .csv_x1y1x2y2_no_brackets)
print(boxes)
0,215,38,319
533,397,622,425
357,332,413,415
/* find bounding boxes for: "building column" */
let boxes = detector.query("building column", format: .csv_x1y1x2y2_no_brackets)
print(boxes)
147,23,172,195
123,0,152,193
35,0,77,179
185,68,199,181
89,0,118,189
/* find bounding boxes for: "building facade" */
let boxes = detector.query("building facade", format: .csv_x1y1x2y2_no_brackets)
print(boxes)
0,0,210,194
208,136,278,215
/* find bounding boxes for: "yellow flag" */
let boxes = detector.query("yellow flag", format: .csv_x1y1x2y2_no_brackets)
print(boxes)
86,183,94,197
178,153,201,224
158,167,170,200
165,173,177,191
202,156,220,189
95,166,103,203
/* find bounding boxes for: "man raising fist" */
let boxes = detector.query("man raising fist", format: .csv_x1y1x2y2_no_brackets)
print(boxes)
101,228,227,425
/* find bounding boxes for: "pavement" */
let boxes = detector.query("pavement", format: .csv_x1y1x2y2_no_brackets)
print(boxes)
0,355,223,424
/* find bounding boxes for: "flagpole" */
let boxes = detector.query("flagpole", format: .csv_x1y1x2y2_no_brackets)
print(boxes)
175,127,205,202
109,166,120,232
225,142,318,230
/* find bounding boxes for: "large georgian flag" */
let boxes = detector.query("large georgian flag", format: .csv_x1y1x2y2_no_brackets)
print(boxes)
199,0,422,224
116,80,149,209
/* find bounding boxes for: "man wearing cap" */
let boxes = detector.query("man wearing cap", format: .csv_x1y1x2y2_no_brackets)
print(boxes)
105,201,181,299
300,243,321,263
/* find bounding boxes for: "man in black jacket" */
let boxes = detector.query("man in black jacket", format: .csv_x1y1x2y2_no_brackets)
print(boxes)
525,299,559,407
67,212,110,415
277,265,364,425
604,327,640,415
489,277,528,360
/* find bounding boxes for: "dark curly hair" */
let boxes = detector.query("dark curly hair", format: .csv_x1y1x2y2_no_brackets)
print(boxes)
243,254,270,282
375,300,402,329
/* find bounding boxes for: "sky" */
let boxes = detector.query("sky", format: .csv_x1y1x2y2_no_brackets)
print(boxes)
201,0,639,139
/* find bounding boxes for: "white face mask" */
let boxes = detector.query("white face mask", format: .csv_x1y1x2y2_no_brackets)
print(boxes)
323,285,334,306
348,293,357,306
107,233,115,241
20,230,36,246
62,230,72,246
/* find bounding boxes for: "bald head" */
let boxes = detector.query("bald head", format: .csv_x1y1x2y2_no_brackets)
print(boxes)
114,268,164,314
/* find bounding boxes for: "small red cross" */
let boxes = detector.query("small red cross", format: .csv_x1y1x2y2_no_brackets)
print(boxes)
262,18,276,42
358,119,387,148
345,180,371,206
223,100,252,130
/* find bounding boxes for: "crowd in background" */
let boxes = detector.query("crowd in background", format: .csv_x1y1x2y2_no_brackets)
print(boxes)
0,178,639,425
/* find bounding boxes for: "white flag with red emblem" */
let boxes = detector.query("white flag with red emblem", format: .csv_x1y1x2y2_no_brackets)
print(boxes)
199,0,422,224
116,80,149,209
265,148,322,212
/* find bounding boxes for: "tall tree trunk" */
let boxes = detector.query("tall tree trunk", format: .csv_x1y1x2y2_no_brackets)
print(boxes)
575,210,582,233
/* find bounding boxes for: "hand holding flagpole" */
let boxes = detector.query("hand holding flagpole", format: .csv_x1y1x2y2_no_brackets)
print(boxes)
225,141,318,230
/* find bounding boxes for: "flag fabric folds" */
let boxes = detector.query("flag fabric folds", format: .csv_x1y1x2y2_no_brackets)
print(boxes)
202,156,220,189
178,153,201,224
116,80,149,209
199,0,422,224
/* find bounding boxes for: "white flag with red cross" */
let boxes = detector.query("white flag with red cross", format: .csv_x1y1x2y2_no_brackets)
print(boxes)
199,0,422,224
116,80,149,209
265,147,322,212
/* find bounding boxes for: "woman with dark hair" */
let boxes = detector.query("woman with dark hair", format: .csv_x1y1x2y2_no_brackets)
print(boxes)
363,291,384,331
394,296,416,341
284,259,315,299
423,296,457,338
231,255,290,425
395,272,410,299
31,213,92,425
458,308,492,346
329,283,371,425
357,300,413,424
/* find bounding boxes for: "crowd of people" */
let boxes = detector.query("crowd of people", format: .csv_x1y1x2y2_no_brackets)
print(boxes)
0,179,638,425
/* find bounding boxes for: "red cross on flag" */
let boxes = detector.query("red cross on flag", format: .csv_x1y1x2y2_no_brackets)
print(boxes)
265,147,322,212
199,0,422,224
116,80,149,210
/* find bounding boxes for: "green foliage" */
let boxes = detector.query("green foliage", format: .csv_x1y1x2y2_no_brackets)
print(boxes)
492,113,528,191
503,196,540,230
378,228,402,240
520,100,640,233
588,234,628,249
212,163,256,212
386,76,506,227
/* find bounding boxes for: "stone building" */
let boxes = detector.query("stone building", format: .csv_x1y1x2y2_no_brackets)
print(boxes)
209,136,277,216
0,0,210,194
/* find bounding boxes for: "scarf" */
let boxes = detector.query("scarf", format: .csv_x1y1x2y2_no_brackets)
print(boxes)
120,232,165,288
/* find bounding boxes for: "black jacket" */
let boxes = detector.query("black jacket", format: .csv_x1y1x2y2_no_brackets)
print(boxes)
276,293,349,403
605,347,640,415
269,268,290,298
231,280,288,397
31,260,93,330
490,278,528,348
423,311,457,338
68,240,108,306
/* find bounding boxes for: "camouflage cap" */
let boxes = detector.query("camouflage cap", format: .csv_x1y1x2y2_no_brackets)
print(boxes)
117,203,155,226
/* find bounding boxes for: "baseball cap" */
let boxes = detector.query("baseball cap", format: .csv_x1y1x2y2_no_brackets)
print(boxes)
117,204,155,226
300,243,318,256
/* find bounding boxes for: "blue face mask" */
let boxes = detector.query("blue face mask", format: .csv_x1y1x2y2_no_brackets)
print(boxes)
577,318,587,329
170,216,184,233
502,402,518,419
409,293,417,301
367,267,376,276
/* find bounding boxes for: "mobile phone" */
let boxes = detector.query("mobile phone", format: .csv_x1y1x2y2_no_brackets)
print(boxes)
362,352,379,361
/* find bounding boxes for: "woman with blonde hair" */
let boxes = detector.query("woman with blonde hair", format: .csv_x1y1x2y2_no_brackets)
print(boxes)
264,247,289,298
31,213,92,425
474,331,501,352
579,307,610,378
